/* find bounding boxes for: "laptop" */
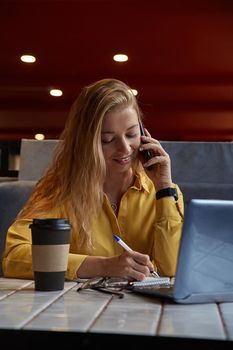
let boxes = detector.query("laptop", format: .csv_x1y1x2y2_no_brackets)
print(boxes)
131,199,233,304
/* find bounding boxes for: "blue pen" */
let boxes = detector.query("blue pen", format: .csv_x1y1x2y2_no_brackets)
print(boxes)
114,234,133,251
113,234,160,278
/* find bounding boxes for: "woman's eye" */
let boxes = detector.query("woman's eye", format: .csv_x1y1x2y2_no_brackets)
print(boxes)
102,139,113,144
126,133,137,138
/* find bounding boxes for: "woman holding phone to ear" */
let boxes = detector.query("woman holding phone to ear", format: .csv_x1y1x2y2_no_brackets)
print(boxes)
3,78,184,281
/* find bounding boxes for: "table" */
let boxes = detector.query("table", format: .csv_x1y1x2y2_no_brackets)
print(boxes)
0,277,233,348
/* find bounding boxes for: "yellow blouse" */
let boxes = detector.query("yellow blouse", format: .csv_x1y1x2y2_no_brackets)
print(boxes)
2,172,184,280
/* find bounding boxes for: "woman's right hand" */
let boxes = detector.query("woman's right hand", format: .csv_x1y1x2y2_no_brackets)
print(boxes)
77,251,155,281
108,251,154,281
104,250,155,281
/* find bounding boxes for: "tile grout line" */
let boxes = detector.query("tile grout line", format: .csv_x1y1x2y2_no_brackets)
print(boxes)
217,303,230,340
19,282,77,329
0,280,34,301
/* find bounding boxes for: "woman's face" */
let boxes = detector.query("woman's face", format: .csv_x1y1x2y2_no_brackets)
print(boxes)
101,106,141,174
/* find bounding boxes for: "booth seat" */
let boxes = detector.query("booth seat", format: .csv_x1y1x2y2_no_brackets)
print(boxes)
0,139,232,275
161,141,233,203
0,139,58,275
19,139,233,203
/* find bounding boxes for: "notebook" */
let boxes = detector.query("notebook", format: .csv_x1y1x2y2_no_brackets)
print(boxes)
130,199,233,304
129,276,170,287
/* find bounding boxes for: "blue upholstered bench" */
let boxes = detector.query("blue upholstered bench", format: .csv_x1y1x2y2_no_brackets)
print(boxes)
0,139,232,275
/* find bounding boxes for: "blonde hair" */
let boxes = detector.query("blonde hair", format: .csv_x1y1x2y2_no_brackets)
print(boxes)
19,79,143,248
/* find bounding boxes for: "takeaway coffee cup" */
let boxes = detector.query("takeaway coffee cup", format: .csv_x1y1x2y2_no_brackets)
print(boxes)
30,218,71,291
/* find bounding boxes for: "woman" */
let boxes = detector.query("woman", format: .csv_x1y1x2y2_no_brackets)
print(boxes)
2,78,184,281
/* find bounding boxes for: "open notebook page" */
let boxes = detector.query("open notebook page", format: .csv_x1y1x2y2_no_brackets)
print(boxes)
129,276,171,287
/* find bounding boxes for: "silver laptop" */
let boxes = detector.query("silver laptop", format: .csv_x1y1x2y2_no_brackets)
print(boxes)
131,199,233,304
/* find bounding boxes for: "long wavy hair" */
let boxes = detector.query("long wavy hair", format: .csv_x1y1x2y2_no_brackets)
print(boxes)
18,78,143,249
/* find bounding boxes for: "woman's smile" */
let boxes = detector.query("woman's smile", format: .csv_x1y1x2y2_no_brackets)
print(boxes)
113,154,134,165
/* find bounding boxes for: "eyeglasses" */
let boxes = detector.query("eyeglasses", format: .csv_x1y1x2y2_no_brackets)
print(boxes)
76,277,130,298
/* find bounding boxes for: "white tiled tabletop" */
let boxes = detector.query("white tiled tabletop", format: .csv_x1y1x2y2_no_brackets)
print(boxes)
0,277,233,346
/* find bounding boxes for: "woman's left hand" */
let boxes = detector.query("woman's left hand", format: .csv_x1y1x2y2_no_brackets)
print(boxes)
139,129,172,190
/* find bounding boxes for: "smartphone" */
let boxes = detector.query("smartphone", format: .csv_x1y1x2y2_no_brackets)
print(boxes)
139,120,154,171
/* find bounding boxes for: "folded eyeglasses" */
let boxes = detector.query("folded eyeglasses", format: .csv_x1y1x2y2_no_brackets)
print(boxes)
76,277,130,298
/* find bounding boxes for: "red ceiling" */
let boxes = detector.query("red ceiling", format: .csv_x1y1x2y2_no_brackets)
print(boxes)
0,0,233,141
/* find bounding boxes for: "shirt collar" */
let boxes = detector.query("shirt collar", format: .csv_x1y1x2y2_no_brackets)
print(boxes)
133,171,150,193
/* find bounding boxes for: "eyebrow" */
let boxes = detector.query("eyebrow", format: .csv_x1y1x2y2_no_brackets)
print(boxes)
101,124,139,134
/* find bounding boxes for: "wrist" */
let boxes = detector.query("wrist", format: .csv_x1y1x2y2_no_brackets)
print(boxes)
77,256,109,278
156,187,178,201
156,182,173,191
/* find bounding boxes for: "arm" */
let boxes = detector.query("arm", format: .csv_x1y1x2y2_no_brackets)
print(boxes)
153,185,184,277
2,219,36,279
139,130,184,276
2,218,85,281
2,218,155,281
77,250,154,281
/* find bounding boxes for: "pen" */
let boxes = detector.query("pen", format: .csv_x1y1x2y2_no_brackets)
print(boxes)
113,234,160,278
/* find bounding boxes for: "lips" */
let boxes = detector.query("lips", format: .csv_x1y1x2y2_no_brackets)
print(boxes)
114,155,133,164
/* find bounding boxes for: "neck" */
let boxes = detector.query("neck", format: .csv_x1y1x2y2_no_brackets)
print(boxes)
104,169,133,193
104,170,134,204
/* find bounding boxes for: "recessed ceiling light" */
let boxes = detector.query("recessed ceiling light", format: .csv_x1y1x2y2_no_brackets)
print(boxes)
131,89,138,96
128,88,138,96
20,55,36,63
49,89,63,97
34,133,45,140
113,54,128,62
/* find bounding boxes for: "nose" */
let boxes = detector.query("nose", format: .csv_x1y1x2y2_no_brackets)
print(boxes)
116,137,131,153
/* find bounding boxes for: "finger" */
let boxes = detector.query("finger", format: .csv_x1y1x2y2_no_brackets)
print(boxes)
143,128,151,138
129,264,150,281
141,136,163,147
129,270,147,281
141,143,167,156
132,252,155,272
144,156,169,168
118,256,148,281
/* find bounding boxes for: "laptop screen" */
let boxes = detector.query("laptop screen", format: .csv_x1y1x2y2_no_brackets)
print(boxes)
132,199,233,304
174,199,233,302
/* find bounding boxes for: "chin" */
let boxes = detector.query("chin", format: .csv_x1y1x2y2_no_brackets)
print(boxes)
114,162,134,173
